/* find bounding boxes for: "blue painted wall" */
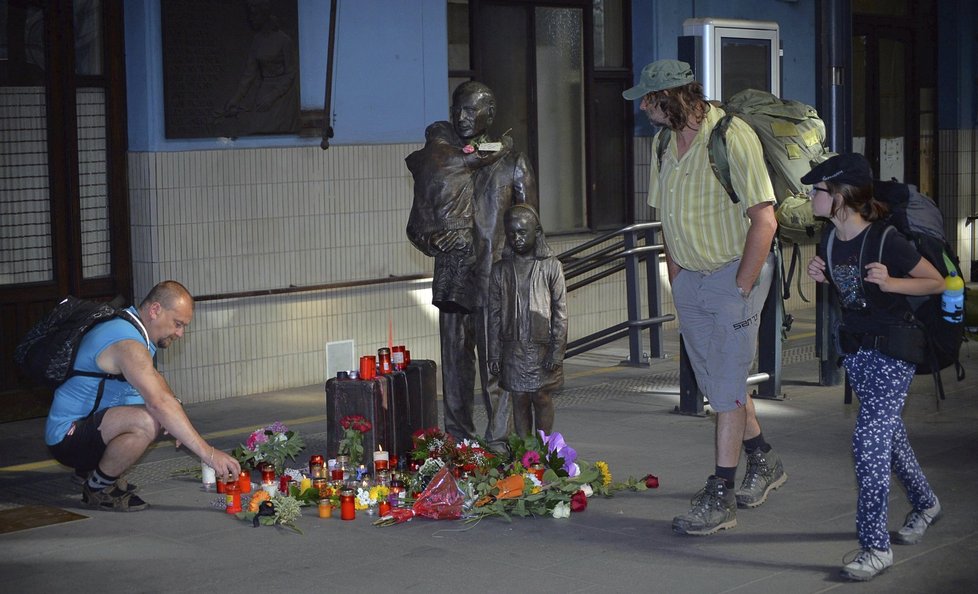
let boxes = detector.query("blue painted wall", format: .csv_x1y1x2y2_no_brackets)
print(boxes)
125,0,448,151
938,0,978,129
631,0,816,136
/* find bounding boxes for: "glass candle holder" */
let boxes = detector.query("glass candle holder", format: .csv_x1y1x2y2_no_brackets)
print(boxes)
340,489,355,520
309,454,325,479
259,462,276,484
238,469,252,494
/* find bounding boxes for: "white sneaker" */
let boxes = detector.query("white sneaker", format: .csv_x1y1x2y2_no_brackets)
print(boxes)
841,548,893,581
893,498,942,545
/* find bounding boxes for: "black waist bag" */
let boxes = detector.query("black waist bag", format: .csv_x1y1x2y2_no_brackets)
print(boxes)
840,325,927,365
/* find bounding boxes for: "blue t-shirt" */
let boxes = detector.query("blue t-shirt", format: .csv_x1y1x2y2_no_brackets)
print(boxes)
44,307,155,445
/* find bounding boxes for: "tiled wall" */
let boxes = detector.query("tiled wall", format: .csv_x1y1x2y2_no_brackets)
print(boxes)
127,144,650,403
940,129,977,281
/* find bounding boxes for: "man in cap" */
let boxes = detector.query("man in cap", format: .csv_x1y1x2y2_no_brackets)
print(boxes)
624,60,786,535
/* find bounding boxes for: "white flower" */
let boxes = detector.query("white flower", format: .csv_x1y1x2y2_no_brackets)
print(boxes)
551,502,571,519
581,483,594,498
525,473,542,488
356,488,372,507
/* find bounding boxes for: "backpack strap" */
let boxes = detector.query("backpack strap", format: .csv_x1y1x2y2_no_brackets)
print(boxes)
73,310,150,419
655,115,740,204
654,128,671,170
707,114,738,203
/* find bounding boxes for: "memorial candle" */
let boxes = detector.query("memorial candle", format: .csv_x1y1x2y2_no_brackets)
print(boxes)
373,445,389,471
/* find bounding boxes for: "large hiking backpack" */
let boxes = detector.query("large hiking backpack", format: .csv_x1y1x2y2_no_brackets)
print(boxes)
14,296,145,390
823,180,966,401
873,180,966,379
655,88,835,246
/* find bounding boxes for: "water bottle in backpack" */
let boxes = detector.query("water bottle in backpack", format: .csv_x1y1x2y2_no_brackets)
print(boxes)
942,271,965,324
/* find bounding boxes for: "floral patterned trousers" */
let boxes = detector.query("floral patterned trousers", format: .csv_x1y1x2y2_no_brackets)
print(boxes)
844,348,939,551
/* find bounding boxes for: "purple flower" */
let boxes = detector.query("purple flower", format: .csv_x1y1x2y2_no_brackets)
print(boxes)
538,430,579,477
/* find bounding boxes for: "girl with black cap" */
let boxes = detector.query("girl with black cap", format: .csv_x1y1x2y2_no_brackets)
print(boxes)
805,153,945,581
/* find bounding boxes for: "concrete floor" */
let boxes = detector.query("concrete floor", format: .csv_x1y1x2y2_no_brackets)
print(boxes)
1,310,977,593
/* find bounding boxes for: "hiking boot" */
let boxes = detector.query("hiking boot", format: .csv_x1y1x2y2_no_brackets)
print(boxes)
71,470,139,493
736,449,787,508
81,483,149,512
672,476,737,536
893,499,942,545
840,548,893,581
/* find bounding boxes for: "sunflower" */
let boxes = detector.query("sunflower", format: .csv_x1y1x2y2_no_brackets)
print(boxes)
595,460,612,487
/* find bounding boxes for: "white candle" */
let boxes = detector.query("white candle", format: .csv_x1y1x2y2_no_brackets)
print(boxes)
201,462,216,490
373,447,389,470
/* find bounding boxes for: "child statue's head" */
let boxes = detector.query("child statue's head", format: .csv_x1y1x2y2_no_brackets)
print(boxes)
504,204,543,256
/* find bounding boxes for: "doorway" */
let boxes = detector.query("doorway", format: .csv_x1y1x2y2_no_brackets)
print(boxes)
851,1,937,194
0,0,132,421
452,0,632,233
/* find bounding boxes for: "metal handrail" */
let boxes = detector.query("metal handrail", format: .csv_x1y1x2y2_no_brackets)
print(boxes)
556,221,674,366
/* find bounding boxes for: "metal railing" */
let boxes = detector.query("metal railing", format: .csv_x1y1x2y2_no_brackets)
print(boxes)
557,221,783,415
557,222,674,366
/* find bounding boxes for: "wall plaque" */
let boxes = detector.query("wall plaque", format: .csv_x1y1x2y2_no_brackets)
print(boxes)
161,0,300,138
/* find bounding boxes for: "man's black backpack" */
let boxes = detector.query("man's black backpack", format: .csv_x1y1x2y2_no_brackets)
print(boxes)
14,296,146,412
823,180,966,401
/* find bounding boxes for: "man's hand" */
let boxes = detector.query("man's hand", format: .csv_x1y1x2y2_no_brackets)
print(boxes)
430,229,466,252
488,361,500,375
207,448,241,482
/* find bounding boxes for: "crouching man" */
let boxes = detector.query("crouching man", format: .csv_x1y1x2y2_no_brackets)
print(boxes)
45,281,240,511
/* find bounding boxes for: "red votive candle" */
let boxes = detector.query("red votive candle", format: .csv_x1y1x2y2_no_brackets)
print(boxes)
259,462,275,484
340,489,355,520
373,447,389,471
238,469,252,494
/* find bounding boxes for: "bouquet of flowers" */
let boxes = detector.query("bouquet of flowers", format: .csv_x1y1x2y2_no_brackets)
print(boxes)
338,415,372,467
232,421,305,474
453,439,497,475
374,466,465,526
410,427,455,463
410,427,496,475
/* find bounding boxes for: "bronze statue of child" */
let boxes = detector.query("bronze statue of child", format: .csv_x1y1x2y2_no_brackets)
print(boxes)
406,121,511,313
487,204,568,437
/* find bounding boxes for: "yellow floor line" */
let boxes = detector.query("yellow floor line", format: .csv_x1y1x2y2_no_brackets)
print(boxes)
0,415,324,473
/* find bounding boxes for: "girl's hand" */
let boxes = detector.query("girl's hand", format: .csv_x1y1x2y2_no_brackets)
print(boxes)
864,262,894,291
807,255,827,283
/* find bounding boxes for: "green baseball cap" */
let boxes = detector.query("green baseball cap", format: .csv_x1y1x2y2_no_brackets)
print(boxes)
622,60,695,100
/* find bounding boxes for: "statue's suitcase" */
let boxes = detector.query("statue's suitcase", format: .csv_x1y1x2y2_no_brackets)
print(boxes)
404,359,438,434
378,361,438,462
325,360,437,464
324,376,392,462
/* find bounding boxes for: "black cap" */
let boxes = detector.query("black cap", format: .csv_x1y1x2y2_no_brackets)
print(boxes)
801,153,873,188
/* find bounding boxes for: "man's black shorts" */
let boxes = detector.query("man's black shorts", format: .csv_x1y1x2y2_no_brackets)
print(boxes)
48,409,109,473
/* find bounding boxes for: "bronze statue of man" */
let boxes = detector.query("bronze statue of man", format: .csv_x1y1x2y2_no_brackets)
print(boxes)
406,81,538,449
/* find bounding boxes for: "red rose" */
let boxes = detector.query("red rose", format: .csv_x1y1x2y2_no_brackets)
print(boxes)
643,474,660,489
570,490,588,512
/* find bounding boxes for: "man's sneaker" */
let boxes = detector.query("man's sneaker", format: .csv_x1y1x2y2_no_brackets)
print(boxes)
893,499,942,545
672,476,737,536
736,449,787,508
81,483,149,512
840,548,893,581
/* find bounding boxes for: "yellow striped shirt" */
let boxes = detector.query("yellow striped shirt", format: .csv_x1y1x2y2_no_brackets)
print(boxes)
647,106,775,272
